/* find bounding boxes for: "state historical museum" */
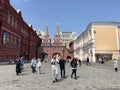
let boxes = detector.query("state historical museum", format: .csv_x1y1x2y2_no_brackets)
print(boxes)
0,0,41,62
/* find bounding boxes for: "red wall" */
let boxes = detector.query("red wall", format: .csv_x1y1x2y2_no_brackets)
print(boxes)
0,0,41,62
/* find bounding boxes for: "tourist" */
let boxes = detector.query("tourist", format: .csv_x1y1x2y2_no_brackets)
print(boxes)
78,59,81,66
20,56,25,72
113,59,118,72
37,58,42,75
51,56,59,83
71,57,78,79
31,57,37,74
16,58,21,75
59,57,66,79
98,57,102,64
86,57,90,66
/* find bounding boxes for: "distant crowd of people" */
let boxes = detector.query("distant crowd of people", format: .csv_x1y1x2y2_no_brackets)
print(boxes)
15,55,119,83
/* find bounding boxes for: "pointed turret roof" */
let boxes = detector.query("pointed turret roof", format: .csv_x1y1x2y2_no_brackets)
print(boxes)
44,23,49,37
55,23,60,37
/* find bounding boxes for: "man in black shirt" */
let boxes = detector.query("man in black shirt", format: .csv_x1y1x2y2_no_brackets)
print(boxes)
59,57,66,78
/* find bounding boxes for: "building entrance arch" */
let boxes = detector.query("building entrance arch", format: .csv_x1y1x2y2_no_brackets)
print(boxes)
67,56,72,59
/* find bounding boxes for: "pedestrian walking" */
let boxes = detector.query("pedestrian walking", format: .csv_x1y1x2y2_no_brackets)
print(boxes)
71,57,78,79
16,58,21,76
113,59,118,72
51,56,59,83
20,56,25,72
59,57,66,79
31,57,37,74
98,57,103,64
86,57,90,66
78,59,81,66
37,58,42,75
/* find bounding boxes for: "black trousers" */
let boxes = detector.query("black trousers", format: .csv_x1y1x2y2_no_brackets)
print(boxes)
16,68,21,75
60,68,65,78
71,69,77,78
32,67,36,73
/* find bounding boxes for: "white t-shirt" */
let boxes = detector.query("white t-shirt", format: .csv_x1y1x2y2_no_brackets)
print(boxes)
31,59,37,67
51,58,59,67
113,60,118,68
37,60,42,67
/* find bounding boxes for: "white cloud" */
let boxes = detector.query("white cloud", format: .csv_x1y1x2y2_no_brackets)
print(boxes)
36,29,45,38
40,30,45,36
72,32,79,40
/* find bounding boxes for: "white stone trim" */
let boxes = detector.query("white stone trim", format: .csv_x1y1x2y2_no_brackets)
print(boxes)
91,27,96,62
116,27,119,56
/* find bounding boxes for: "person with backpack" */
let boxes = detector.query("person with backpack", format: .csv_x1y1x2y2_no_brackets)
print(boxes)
31,57,37,74
20,56,24,72
71,57,78,79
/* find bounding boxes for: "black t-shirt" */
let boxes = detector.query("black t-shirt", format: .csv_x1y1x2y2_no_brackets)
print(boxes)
59,59,65,69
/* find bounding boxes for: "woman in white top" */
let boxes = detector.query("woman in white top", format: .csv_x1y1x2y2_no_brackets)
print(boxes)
31,57,37,74
37,58,42,75
113,59,118,72
51,56,59,83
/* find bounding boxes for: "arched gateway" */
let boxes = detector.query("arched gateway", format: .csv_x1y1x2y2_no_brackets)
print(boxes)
38,24,74,60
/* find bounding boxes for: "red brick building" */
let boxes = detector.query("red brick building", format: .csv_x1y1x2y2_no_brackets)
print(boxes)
0,0,41,62
38,24,74,61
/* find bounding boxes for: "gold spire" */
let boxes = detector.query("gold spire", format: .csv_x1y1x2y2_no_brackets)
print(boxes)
55,23,60,37
44,23,49,37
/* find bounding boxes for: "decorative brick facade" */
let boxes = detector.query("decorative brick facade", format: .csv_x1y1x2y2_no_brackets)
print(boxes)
38,24,74,60
0,0,41,62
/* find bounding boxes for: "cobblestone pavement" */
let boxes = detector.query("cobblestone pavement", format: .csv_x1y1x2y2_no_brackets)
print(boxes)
0,62,120,90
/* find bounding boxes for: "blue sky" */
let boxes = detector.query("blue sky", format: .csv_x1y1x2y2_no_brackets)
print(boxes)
10,0,120,38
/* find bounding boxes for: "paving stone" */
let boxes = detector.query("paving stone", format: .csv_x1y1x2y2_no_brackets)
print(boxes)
0,61,120,90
